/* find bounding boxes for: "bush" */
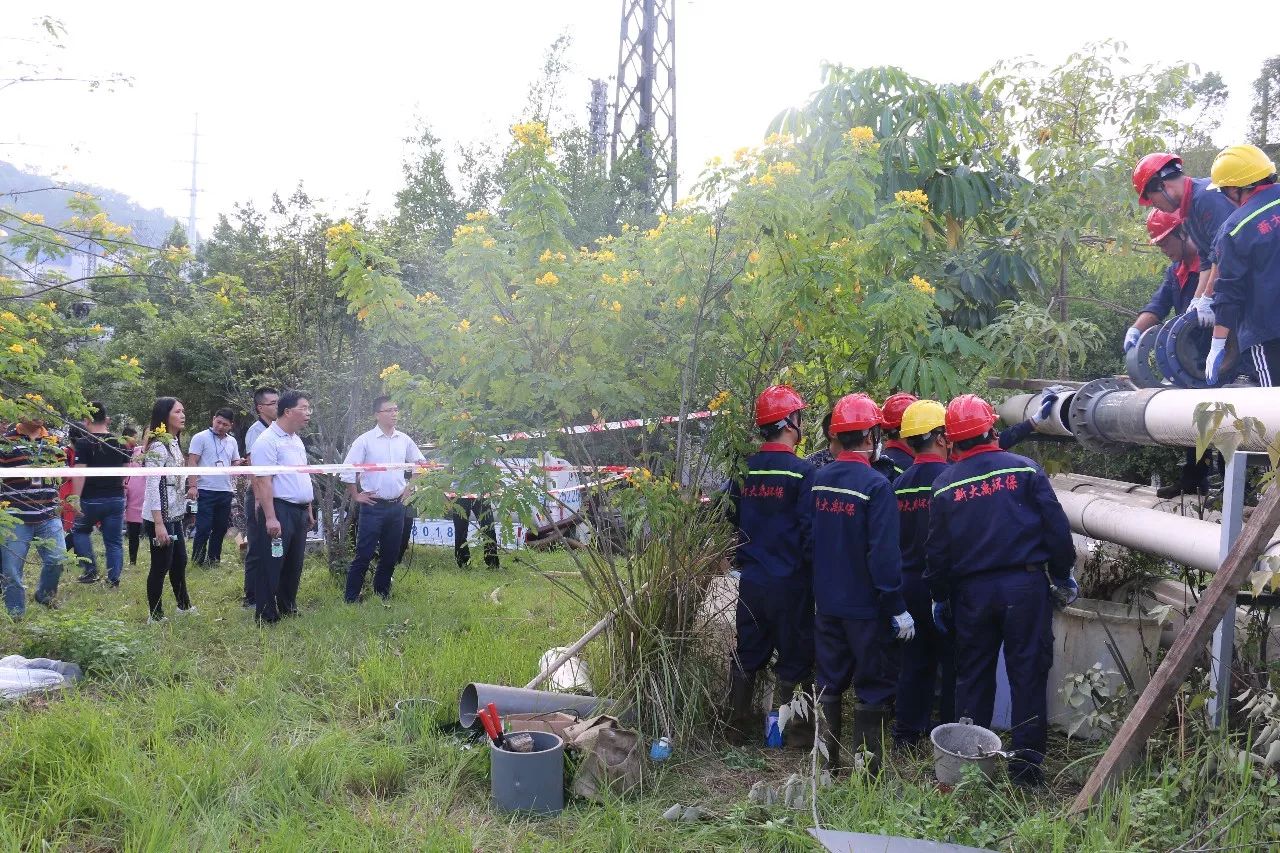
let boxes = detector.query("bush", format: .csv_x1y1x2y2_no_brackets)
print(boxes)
18,611,138,675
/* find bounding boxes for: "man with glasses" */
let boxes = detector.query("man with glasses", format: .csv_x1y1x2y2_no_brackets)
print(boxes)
241,386,278,608
340,396,425,602
187,408,242,566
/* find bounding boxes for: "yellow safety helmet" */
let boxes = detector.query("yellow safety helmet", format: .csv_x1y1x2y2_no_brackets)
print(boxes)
1210,144,1277,190
899,399,946,439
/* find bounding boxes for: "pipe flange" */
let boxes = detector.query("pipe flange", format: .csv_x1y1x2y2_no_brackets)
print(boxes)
1125,322,1165,389
1166,312,1241,389
1068,376,1133,452
1154,320,1178,385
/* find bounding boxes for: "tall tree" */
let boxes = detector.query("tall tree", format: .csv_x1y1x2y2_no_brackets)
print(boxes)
1249,57,1280,154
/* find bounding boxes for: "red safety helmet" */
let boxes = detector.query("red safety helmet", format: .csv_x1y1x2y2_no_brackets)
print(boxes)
754,384,806,426
880,392,918,430
1133,152,1183,206
944,394,997,442
830,393,882,435
1146,208,1182,244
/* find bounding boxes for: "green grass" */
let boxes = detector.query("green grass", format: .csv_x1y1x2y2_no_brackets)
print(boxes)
0,542,1277,851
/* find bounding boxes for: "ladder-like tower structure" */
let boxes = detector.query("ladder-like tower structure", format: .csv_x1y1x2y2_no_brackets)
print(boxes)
610,0,677,212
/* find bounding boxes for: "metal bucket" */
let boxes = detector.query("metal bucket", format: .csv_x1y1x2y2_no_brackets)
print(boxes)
930,717,1002,785
490,731,565,815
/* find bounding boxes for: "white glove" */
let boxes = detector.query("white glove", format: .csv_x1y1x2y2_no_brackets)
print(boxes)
1123,326,1141,354
1188,295,1216,328
891,611,915,642
1205,336,1227,385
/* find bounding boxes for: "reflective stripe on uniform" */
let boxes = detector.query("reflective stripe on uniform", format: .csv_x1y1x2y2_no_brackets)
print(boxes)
934,466,1037,497
895,485,932,495
812,484,869,500
747,469,806,478
1229,197,1280,237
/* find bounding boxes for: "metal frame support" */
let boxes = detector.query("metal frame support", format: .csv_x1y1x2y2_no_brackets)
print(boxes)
1209,451,1248,727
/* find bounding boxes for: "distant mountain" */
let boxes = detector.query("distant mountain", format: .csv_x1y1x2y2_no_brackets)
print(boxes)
0,160,181,249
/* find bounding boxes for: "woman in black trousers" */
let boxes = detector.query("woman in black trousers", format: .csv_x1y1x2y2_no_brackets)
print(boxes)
141,397,196,622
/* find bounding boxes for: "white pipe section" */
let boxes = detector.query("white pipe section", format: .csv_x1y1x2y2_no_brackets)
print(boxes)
997,391,1075,438
1055,488,1280,575
1141,387,1280,449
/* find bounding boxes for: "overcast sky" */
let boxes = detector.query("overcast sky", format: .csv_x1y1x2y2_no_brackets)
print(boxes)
2,1,1268,235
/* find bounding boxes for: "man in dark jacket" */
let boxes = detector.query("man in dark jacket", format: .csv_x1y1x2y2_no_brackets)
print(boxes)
808,393,911,772
925,394,1077,787
723,385,816,745
1205,144,1280,387
873,393,916,481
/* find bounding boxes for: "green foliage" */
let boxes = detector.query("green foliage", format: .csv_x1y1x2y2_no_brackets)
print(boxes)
977,301,1104,379
18,611,138,675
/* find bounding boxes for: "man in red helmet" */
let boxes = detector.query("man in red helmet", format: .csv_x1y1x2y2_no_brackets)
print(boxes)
807,393,911,773
1133,152,1235,328
925,394,1076,787
873,393,917,481
723,384,817,746
1123,208,1211,497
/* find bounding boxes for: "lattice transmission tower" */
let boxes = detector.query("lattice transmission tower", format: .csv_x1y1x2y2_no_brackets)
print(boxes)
611,0,677,212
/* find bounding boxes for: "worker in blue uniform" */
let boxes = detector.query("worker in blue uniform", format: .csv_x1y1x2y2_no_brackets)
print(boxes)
805,410,838,470
723,384,817,746
1133,151,1235,328
890,400,955,746
808,393,912,773
1205,144,1280,388
925,394,1077,787
873,393,917,481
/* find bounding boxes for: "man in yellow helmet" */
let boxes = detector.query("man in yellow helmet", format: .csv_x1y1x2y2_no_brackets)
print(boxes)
890,400,956,746
1205,144,1280,386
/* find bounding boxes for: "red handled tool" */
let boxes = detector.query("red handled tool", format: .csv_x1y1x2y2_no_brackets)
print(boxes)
477,708,502,746
485,702,505,747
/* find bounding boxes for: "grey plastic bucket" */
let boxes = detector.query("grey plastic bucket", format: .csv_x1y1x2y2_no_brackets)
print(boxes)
490,731,565,815
930,718,1002,785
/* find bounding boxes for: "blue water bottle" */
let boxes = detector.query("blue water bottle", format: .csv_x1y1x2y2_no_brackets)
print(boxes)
765,711,783,748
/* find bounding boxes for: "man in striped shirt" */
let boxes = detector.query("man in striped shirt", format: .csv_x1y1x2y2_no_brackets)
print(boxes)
0,417,68,615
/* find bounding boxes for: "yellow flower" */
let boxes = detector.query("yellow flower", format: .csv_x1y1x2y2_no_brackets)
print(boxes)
747,250,760,264
535,271,559,287
771,161,799,176
894,189,930,211
610,301,622,314
481,238,496,249
153,424,168,435
129,357,139,367
0,312,17,323
459,355,467,366
762,132,795,147
8,344,23,354
846,126,875,146
708,390,731,412
491,314,506,324
909,275,936,295
464,210,490,222
675,295,687,309
749,173,777,188
456,319,471,332
594,249,617,262
620,269,640,285
416,291,441,305
324,221,355,242
733,146,752,163
90,324,104,333
119,355,129,362
18,212,45,225
601,273,618,285
511,121,551,149
356,307,370,322
379,364,401,380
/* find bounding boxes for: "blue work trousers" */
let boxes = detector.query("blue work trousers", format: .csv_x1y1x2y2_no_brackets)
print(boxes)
345,500,405,601
814,613,895,707
0,516,65,615
71,496,125,584
953,566,1053,764
894,569,956,743
191,489,233,564
734,576,814,684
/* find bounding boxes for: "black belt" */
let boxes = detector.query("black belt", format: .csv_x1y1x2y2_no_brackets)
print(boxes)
370,497,402,505
273,498,310,509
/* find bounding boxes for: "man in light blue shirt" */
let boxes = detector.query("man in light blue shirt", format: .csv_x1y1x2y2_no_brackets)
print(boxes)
341,395,425,602
186,408,242,565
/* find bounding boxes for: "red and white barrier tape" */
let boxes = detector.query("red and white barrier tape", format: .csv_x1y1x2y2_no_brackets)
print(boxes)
491,409,715,443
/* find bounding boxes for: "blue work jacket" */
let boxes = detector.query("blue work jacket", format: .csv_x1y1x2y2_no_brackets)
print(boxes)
1141,260,1200,319
1212,183,1280,351
892,453,950,576
725,443,815,583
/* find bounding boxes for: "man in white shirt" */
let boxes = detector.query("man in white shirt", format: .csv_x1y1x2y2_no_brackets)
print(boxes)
248,391,314,624
187,408,242,565
341,395,426,602
241,386,278,608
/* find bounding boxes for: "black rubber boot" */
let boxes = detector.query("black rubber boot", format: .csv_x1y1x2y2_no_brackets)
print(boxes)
852,704,890,775
776,681,815,749
725,669,756,746
818,696,843,772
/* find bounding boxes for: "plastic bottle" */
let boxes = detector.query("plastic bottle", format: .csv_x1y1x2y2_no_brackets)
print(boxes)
765,711,782,748
650,736,672,761
271,537,283,558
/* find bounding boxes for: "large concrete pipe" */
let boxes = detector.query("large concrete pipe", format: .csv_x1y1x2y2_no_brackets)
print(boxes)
998,381,1280,452
1054,489,1280,575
